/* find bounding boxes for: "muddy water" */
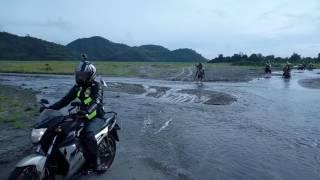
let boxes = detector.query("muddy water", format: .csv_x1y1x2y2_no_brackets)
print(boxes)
1,70,320,180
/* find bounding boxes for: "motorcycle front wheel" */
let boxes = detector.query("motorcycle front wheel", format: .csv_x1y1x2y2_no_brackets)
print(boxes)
8,166,40,180
8,166,54,180
99,136,116,169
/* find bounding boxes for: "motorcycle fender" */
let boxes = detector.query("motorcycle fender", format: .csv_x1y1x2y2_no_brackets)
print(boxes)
110,128,120,141
16,154,47,172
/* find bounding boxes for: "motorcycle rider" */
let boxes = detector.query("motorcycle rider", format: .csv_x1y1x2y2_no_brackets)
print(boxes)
196,62,203,71
265,61,272,73
283,61,291,78
285,62,291,71
308,62,314,70
195,63,205,79
42,54,107,174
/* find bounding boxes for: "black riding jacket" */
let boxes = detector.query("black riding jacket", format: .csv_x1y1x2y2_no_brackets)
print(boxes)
196,63,203,70
49,80,104,119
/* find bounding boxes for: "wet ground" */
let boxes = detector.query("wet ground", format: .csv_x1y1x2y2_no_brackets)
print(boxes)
299,78,320,89
1,69,320,180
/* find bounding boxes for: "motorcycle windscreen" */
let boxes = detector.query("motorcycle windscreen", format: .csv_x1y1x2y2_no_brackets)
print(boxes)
35,109,64,129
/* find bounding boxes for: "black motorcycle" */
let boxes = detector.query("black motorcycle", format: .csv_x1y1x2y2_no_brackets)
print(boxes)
307,63,315,71
8,99,120,180
264,65,272,74
195,69,205,82
283,69,291,78
297,64,306,70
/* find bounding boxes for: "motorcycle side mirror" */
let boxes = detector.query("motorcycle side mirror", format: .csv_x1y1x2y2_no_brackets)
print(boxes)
100,78,108,87
71,102,81,107
40,99,49,104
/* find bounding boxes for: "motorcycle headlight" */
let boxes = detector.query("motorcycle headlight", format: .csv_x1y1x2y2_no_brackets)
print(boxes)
31,128,47,143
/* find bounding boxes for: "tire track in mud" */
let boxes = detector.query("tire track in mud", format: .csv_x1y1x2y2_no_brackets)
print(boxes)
170,67,194,81
137,84,236,106
155,118,173,134
174,68,186,79
184,67,194,81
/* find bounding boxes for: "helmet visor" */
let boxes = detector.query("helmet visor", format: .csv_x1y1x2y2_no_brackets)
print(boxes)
75,71,90,85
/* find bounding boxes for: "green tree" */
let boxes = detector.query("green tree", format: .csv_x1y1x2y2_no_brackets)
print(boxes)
289,53,301,62
265,55,275,62
231,54,242,62
249,54,259,62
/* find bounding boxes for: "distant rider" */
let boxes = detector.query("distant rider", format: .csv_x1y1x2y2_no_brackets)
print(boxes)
284,62,291,71
265,62,272,73
308,62,314,70
196,62,203,71
42,54,107,174
195,62,205,81
283,62,291,78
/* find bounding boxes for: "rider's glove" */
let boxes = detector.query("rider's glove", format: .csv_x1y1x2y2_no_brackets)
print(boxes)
77,110,88,119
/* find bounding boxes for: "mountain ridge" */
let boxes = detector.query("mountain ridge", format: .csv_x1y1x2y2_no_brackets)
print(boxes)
0,32,207,62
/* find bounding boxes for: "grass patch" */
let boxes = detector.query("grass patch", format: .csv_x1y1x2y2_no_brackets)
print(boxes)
0,61,197,78
0,85,38,128
0,61,267,81
203,63,261,71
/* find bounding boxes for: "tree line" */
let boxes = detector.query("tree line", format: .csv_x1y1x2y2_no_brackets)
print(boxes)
208,53,320,65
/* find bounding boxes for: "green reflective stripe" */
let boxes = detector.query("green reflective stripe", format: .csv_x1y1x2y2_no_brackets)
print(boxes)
86,110,97,120
77,87,82,97
76,87,92,105
84,89,91,97
84,97,93,105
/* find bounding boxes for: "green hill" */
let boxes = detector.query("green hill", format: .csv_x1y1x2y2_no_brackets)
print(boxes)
0,32,77,60
0,32,207,62
67,36,207,62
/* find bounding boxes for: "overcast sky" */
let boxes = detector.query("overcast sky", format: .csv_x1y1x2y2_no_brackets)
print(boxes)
1,0,320,59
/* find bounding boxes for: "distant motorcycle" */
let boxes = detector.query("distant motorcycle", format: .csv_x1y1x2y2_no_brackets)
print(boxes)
194,69,205,83
8,99,120,180
297,64,306,70
264,65,272,74
307,63,314,71
283,66,291,79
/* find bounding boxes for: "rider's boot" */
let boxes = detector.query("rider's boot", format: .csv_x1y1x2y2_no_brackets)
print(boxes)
94,157,108,174
82,158,107,175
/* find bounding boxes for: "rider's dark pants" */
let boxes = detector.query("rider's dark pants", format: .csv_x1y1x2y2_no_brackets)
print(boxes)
81,118,104,168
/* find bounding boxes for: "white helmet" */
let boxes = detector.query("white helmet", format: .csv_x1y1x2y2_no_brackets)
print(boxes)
75,60,96,85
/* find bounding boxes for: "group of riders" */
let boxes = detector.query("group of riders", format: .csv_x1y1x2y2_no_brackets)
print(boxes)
196,60,315,82
265,61,315,79
195,60,316,82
